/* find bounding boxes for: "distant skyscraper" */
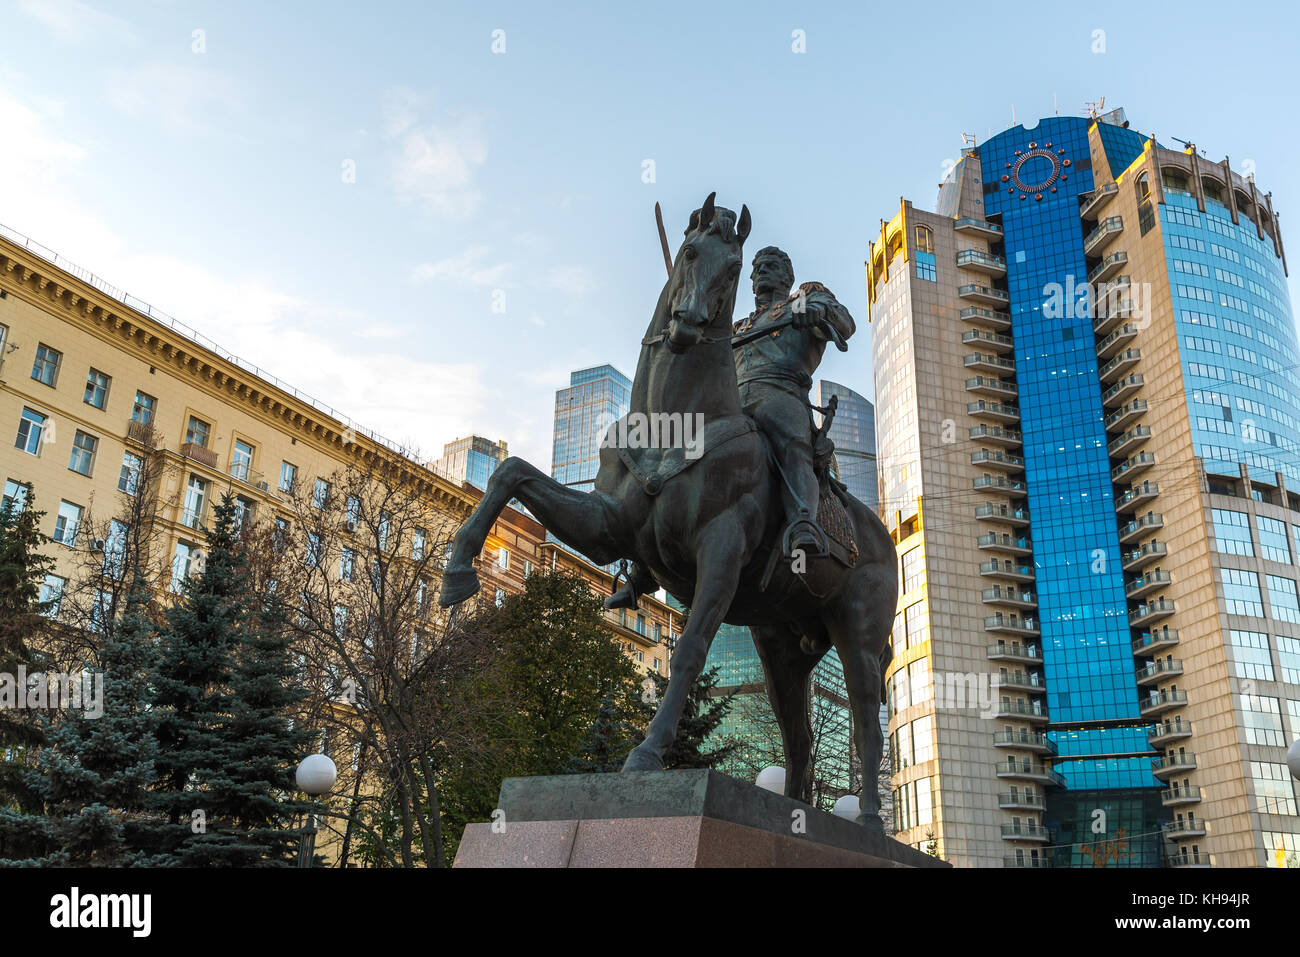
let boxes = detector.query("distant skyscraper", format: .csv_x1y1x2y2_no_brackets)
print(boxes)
815,379,878,511
551,364,632,491
433,435,508,491
868,107,1299,868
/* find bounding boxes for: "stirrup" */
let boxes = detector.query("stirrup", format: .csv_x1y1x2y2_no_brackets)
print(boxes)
782,516,829,560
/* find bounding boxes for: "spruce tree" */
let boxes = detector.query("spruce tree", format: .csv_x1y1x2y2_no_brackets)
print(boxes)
0,486,54,814
566,693,641,773
0,593,161,866
638,665,738,770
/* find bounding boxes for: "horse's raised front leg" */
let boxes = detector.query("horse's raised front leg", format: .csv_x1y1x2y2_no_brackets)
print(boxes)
623,522,744,771
438,456,625,607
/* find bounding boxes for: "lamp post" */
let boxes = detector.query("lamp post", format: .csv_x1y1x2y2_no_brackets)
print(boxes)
295,754,337,869
1288,739,1300,782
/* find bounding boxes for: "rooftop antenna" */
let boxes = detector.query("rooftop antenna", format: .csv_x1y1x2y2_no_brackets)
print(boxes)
1084,96,1106,119
1171,136,1204,156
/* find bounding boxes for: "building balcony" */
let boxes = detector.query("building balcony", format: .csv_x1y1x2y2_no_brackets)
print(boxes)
980,559,1034,582
964,352,1017,375
994,700,1049,723
1161,785,1202,807
1111,452,1157,482
987,641,1042,664
1136,658,1183,687
1101,373,1145,407
977,533,1032,556
982,586,1038,610
969,425,1022,448
180,442,218,470
954,217,1004,239
1168,850,1210,868
125,418,157,447
1097,323,1141,359
1000,822,1051,842
975,504,1030,527
1099,348,1143,384
1162,819,1206,839
1115,481,1159,514
1126,569,1172,599
1131,598,1177,625
996,669,1046,692
957,249,1008,276
1132,627,1180,656
1079,183,1119,219
1093,298,1135,336
962,329,1014,353
966,376,1018,398
1123,541,1168,571
1149,719,1193,746
1083,215,1124,256
971,449,1025,473
1003,855,1053,868
995,760,1065,787
1088,250,1129,285
967,400,1020,423
972,476,1028,497
985,615,1040,637
960,306,1012,330
1119,512,1164,544
1108,425,1152,458
998,791,1046,811
958,283,1010,306
994,729,1056,755
1153,752,1197,780
1140,689,1187,717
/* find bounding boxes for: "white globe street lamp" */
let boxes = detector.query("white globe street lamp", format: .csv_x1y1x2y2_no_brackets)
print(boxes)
832,794,860,820
296,754,337,868
755,766,786,794
1287,739,1300,781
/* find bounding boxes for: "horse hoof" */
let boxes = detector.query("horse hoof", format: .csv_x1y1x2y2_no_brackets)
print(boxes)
438,568,481,607
856,812,885,833
621,747,663,772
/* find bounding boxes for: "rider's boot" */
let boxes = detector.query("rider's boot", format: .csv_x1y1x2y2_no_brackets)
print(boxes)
605,561,658,610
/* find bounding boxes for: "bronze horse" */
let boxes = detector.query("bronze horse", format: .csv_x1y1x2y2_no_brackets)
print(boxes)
439,194,897,829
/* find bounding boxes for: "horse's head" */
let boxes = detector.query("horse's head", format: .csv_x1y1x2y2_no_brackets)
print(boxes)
665,192,751,352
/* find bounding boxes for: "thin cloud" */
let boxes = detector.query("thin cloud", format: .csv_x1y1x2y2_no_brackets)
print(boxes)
411,246,511,287
18,0,136,46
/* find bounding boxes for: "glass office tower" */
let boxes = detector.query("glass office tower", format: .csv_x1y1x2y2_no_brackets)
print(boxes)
868,107,1299,867
433,435,508,491
551,364,632,492
814,379,878,511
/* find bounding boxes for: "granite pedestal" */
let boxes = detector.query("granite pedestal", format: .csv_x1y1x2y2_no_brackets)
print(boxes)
453,770,949,868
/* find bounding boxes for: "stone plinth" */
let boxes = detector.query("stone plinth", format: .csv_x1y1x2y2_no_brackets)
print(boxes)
453,770,950,868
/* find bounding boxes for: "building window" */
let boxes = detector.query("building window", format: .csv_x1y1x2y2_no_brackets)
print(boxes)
52,501,82,547
118,452,143,495
233,497,253,532
14,408,46,455
902,546,924,593
345,495,360,530
412,528,426,561
307,531,323,567
339,548,355,581
313,477,329,509
1228,629,1274,681
1266,575,1300,624
1220,567,1264,617
279,461,297,493
523,559,534,578
31,343,61,387
914,225,934,254
68,431,98,476
1257,515,1292,564
1239,694,1285,747
103,519,127,577
182,475,207,529
1211,508,1254,557
82,368,111,410
185,415,210,448
3,479,29,515
914,252,937,282
40,574,66,619
495,588,505,607
132,391,157,425
171,542,196,593
1279,636,1300,685
378,510,391,551
231,439,254,482
333,605,348,638
89,590,110,634
1250,762,1297,816
273,517,289,553
498,548,509,570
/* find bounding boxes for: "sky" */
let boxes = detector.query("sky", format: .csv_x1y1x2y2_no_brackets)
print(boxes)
2,0,1298,469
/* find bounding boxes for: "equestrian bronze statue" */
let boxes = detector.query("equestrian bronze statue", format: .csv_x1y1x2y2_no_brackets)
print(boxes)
439,194,898,831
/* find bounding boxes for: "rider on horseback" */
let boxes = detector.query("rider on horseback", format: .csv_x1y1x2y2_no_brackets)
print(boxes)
607,245,856,610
